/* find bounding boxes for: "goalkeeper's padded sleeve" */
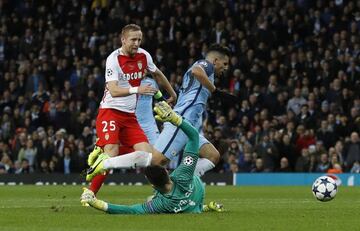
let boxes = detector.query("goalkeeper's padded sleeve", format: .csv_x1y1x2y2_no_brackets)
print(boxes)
179,120,199,154
107,203,147,214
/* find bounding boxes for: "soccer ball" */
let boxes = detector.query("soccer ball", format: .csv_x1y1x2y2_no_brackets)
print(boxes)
312,175,338,202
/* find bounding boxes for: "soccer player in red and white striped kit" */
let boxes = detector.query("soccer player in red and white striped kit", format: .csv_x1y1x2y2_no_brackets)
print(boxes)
85,24,177,196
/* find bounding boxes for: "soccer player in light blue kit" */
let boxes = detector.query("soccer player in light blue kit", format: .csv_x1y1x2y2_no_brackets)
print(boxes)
153,44,230,176
81,102,223,214
136,77,179,168
136,77,160,145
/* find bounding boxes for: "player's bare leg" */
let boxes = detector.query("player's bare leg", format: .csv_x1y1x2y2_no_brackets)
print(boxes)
103,144,120,157
134,142,169,166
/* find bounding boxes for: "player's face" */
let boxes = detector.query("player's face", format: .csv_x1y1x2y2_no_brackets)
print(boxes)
213,55,229,77
121,30,142,56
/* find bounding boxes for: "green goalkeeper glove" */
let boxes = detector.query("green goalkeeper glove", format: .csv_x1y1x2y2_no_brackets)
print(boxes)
153,101,182,126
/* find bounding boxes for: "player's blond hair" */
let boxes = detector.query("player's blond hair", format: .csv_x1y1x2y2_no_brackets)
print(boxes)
121,24,141,37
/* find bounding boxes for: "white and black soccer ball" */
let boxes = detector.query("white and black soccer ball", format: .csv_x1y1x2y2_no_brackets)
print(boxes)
312,175,338,202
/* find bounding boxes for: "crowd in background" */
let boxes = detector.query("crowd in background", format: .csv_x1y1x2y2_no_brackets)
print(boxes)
1,0,360,175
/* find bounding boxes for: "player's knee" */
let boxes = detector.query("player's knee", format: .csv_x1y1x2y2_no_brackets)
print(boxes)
104,144,119,157
199,143,220,164
209,149,220,164
201,148,220,164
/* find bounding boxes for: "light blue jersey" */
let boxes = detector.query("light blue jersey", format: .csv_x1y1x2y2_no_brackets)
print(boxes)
154,60,214,159
136,77,159,145
174,60,214,128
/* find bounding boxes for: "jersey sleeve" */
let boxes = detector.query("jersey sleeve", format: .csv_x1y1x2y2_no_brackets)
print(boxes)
106,203,148,214
105,54,122,83
106,198,170,214
195,60,214,77
141,48,157,73
171,120,199,183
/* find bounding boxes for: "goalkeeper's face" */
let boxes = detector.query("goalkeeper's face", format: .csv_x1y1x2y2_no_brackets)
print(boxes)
214,55,229,77
121,30,142,56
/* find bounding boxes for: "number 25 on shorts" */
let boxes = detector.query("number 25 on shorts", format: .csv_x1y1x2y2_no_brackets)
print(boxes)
102,120,116,132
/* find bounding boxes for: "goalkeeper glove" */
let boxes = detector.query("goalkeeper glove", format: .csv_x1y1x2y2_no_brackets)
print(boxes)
153,101,182,126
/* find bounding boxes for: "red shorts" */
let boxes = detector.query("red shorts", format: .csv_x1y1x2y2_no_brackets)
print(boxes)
118,145,135,155
95,108,148,148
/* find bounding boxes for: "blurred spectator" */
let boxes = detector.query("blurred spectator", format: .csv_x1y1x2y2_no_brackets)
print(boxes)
295,148,311,172
254,135,278,172
0,164,6,174
277,134,297,170
343,132,360,170
38,160,50,174
59,146,78,174
54,130,66,157
251,158,264,173
315,153,331,173
327,163,343,174
16,159,30,174
17,139,37,172
277,157,292,172
0,153,14,173
350,161,360,173
287,88,307,115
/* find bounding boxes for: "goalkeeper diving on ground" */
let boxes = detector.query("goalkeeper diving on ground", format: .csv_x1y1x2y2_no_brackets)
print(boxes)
80,101,224,214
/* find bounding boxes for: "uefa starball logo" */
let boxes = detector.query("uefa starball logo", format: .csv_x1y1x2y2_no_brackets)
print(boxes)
183,156,194,166
106,68,113,77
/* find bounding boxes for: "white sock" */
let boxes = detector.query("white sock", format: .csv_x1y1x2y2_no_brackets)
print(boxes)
194,158,215,176
103,151,152,169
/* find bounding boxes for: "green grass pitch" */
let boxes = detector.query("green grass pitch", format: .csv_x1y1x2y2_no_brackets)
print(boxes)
0,185,359,231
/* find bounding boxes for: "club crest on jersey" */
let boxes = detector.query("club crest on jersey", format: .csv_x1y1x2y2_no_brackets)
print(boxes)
105,133,109,140
137,61,142,69
198,61,208,67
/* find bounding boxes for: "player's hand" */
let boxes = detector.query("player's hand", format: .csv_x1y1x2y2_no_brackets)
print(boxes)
138,84,157,95
154,101,182,126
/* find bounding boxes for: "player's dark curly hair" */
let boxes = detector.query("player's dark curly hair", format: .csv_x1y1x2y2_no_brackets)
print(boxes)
144,165,170,188
207,44,231,57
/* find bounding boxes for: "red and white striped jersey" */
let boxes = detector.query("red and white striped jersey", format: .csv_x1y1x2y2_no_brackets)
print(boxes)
100,47,157,113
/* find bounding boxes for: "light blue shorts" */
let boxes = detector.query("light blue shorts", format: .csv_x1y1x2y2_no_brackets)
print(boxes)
154,122,209,159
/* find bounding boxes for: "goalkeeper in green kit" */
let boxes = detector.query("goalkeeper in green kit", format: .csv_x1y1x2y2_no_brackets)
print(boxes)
80,101,223,214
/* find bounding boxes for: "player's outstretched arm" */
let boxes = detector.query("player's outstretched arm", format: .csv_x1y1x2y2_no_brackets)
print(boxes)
151,69,177,104
81,188,149,214
107,81,157,97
